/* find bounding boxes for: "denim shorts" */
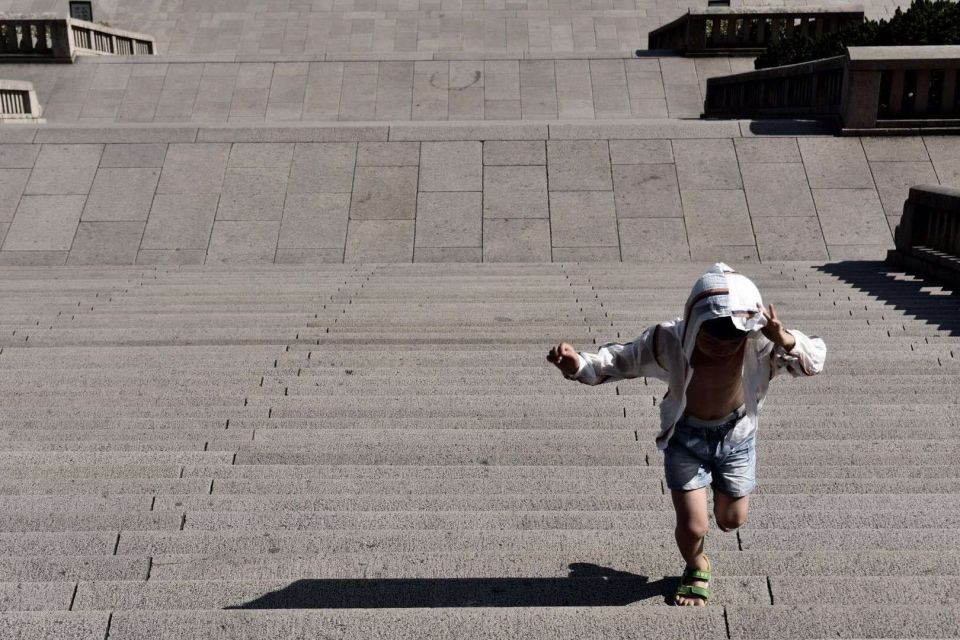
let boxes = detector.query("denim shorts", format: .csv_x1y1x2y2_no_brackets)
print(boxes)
663,405,756,498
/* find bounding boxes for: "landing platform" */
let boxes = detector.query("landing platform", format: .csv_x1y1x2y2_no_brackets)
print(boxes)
2,121,956,266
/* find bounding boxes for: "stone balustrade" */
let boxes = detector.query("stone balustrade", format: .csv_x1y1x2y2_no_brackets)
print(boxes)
0,79,41,120
703,45,960,133
845,46,960,131
0,15,154,61
704,54,846,118
647,7,864,55
888,185,960,288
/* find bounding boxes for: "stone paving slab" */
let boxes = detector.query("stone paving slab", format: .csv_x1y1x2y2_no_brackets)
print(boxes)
0,612,108,640
0,556,148,581
726,604,960,638
0,582,75,611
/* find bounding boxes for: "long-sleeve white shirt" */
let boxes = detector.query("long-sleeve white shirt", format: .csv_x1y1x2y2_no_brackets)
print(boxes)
572,320,827,450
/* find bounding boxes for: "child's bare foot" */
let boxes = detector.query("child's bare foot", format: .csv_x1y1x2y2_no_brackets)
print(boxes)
674,554,711,606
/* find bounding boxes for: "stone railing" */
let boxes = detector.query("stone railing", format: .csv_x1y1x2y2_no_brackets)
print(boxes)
887,185,960,288
0,79,41,120
845,46,960,131
704,54,846,118
0,15,154,61
647,7,864,55
703,46,960,132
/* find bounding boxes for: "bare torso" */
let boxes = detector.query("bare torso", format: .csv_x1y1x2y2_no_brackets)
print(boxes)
684,342,746,420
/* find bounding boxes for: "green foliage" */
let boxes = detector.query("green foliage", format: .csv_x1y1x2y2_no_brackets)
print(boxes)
755,0,960,69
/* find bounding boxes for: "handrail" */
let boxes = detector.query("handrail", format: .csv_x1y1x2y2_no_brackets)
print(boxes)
888,185,960,289
0,14,154,61
704,55,846,117
703,46,960,131
68,16,155,56
648,6,864,55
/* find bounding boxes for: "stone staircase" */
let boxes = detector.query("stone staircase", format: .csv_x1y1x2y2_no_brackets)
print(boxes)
1,260,959,638
2,0,958,635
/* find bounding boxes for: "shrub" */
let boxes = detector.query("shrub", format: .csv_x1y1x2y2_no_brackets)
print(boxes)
755,0,960,69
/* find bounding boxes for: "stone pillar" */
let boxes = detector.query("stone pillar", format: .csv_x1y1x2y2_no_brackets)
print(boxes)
688,17,707,52
840,67,881,129
50,20,73,60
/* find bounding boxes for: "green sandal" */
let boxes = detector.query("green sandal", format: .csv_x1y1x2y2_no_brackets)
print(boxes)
674,558,711,605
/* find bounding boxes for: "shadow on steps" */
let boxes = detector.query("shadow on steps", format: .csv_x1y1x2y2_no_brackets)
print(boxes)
226,563,673,608
817,260,960,336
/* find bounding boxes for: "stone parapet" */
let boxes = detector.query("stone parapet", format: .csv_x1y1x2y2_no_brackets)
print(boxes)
888,184,960,288
648,7,864,56
0,79,42,121
704,46,960,133
0,15,154,62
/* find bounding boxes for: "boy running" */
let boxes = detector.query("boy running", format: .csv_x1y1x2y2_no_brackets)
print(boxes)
547,263,826,606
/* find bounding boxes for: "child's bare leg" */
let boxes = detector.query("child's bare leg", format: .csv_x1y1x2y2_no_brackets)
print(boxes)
713,491,750,532
670,487,711,606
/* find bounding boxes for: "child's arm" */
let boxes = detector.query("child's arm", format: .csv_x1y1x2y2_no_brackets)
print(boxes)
548,324,668,385
759,303,826,378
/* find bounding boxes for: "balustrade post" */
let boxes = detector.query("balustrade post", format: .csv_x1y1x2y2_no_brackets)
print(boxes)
913,69,930,114
50,20,72,60
17,22,34,53
0,24,12,52
688,17,707,52
840,66,881,129
894,197,919,254
943,69,957,116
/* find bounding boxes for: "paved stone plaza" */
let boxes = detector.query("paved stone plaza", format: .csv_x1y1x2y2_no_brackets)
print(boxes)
2,0,960,637
0,57,754,122
1,126,957,265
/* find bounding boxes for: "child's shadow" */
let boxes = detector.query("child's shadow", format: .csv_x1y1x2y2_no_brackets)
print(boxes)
227,563,675,608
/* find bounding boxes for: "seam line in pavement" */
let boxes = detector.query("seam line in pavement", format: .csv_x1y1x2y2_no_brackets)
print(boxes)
68,582,78,611
732,135,760,262
103,611,113,640
766,575,775,605
113,532,121,555
722,606,731,639
412,141,422,263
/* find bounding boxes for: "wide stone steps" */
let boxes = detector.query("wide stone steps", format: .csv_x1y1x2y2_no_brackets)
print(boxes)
1,525,947,555
28,575,959,608
5,508,960,533
4,605,957,639
0,260,957,638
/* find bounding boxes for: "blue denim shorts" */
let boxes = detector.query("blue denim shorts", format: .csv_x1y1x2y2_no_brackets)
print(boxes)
663,405,756,498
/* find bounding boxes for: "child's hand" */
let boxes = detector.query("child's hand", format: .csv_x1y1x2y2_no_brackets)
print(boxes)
547,342,580,377
758,303,796,350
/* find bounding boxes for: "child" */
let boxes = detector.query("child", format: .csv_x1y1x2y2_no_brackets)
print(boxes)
547,263,826,606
